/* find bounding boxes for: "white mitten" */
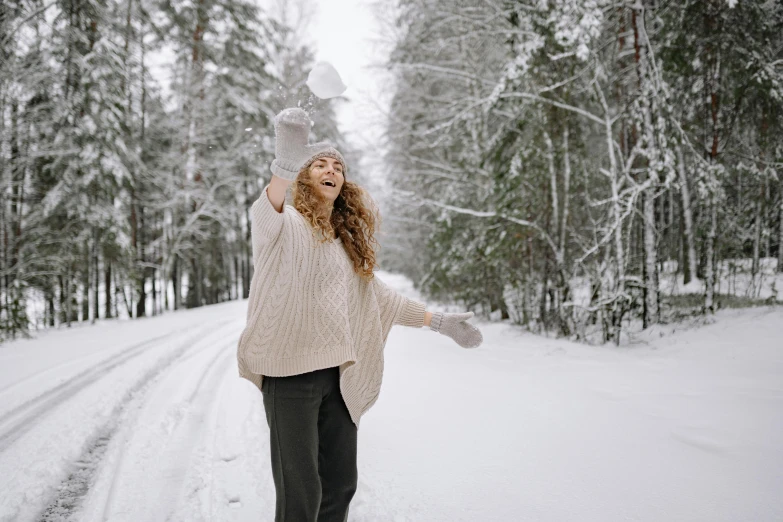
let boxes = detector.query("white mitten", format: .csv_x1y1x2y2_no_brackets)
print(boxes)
270,108,339,181
429,311,483,348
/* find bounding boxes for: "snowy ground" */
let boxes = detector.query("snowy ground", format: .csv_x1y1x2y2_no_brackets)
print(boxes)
1,271,781,522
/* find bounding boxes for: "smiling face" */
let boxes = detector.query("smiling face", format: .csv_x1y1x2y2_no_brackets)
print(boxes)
308,156,345,204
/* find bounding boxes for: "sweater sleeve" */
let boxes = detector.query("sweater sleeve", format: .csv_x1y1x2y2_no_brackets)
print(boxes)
371,275,426,328
251,184,286,263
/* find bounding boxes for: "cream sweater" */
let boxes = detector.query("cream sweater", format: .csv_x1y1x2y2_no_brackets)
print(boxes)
236,184,427,427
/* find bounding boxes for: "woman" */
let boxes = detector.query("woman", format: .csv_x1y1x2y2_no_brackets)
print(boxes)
236,108,483,522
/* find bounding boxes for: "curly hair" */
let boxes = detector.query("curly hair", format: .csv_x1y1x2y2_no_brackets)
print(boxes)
291,167,380,281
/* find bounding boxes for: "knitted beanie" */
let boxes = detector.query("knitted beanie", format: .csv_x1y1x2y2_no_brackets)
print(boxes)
270,108,347,180
303,149,347,177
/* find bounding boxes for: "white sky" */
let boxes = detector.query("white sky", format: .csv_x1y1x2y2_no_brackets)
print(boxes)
309,0,397,186
254,0,399,185
148,0,396,185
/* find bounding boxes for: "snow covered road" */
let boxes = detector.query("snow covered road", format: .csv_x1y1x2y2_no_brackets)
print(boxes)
1,273,781,521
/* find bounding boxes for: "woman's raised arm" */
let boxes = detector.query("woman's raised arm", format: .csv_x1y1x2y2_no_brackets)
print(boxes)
250,176,291,264
266,174,291,213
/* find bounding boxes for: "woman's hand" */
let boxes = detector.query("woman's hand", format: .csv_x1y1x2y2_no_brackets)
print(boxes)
429,311,483,348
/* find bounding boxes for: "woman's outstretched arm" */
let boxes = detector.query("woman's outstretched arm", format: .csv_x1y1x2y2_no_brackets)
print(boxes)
371,275,426,328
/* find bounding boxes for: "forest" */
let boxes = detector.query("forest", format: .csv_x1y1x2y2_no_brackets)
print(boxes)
382,0,783,343
2,0,782,344
0,0,348,340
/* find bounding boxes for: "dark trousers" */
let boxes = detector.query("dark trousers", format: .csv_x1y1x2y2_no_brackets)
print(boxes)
261,366,358,522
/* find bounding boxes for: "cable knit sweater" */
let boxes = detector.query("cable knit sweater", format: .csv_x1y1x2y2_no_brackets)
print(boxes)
236,184,427,427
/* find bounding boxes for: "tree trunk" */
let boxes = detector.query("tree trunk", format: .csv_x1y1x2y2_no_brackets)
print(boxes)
596,82,625,344
224,253,231,302
82,245,90,321
136,204,146,317
105,259,112,318
130,182,137,317
705,196,718,312
633,1,660,327
65,268,73,327
243,196,252,298
560,126,570,262
92,227,99,322
676,145,698,284
58,275,65,325
172,255,180,310
751,181,762,280
10,99,20,274
47,289,55,327
539,254,549,332
668,185,675,269
163,252,170,312
643,189,659,327
114,279,120,318
151,263,157,316
606,107,624,286
779,170,783,273
680,197,689,284
545,131,559,248
115,272,131,318
704,8,722,312
525,240,534,327
190,256,203,308
234,255,239,300
7,98,26,337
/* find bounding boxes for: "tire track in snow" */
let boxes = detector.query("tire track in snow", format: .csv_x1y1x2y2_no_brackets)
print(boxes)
37,322,240,522
95,335,239,522
203,358,276,521
140,344,237,521
0,329,178,398
0,329,188,453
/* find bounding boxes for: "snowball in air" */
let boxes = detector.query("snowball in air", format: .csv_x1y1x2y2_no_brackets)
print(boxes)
306,62,347,99
276,107,313,126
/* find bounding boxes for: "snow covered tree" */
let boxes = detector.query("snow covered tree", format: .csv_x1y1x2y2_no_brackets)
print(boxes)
0,0,346,338
660,0,783,310
381,0,783,343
